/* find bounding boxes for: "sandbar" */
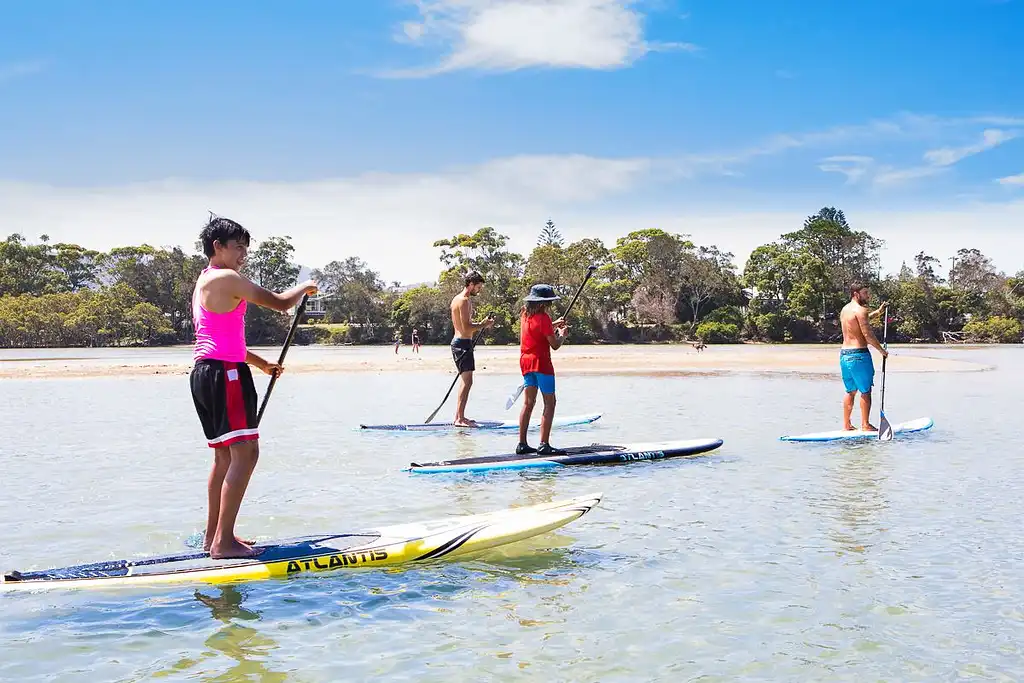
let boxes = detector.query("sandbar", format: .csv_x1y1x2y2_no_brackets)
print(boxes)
0,343,991,380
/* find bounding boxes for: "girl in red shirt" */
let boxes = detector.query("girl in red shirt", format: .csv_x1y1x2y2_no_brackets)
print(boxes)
517,284,569,455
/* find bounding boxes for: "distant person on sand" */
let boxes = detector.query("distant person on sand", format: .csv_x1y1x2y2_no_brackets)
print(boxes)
394,331,401,354
190,215,317,559
449,271,494,427
411,328,420,353
516,284,569,455
839,282,888,432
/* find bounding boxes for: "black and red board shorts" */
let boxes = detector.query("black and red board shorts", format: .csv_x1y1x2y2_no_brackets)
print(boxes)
190,359,259,448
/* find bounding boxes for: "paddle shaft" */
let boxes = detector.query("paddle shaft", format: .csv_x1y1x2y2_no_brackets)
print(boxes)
879,309,888,411
256,293,309,426
558,265,598,325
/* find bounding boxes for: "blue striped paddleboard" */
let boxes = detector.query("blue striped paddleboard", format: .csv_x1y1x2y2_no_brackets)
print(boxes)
406,438,724,473
779,417,934,442
360,413,602,432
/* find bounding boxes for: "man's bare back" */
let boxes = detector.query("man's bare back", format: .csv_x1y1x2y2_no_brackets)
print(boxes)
840,298,887,353
840,300,871,349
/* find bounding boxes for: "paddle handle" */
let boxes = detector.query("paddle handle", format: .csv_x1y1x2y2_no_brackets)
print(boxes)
256,293,309,426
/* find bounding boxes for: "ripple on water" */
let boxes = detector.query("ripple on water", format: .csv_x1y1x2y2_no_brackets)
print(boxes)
2,349,1024,680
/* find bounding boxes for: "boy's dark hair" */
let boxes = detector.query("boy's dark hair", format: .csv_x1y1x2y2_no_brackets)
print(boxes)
199,214,251,258
464,271,485,287
849,281,868,297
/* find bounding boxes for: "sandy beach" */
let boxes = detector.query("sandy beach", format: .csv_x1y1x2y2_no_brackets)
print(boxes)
0,343,992,380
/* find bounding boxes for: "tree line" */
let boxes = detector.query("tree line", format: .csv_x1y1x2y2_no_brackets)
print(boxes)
1,209,1021,348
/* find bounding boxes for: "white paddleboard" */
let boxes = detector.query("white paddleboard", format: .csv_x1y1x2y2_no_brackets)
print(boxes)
780,417,934,442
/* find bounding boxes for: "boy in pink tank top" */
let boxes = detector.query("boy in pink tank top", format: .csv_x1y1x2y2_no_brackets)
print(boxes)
190,216,317,559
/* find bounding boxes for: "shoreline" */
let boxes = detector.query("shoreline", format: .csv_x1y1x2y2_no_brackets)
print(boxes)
0,343,994,380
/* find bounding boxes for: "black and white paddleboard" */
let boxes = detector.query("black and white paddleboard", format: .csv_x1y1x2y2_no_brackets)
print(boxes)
407,438,724,473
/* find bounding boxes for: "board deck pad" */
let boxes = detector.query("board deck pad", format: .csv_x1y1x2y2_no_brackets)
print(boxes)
4,534,380,581
360,413,602,432
779,417,934,442
408,438,724,473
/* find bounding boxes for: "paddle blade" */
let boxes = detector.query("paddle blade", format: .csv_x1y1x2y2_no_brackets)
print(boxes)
505,384,525,410
878,411,893,441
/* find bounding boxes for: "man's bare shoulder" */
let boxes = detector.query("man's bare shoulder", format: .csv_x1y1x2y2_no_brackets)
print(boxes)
840,301,866,317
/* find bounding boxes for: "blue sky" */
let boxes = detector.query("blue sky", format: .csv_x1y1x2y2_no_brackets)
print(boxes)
2,0,1023,284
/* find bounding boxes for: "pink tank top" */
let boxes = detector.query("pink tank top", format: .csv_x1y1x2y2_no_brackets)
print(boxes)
192,265,248,362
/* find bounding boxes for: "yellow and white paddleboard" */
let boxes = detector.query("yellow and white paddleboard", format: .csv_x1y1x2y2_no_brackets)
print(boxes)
1,493,602,591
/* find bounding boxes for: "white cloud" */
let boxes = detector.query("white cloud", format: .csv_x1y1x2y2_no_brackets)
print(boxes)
0,154,657,284
923,128,1018,166
380,0,696,77
4,152,1024,286
997,173,1024,186
818,155,874,184
872,164,949,187
0,60,47,84
818,125,1022,189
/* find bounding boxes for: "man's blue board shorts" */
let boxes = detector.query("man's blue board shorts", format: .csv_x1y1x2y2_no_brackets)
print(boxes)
840,348,874,394
523,372,556,395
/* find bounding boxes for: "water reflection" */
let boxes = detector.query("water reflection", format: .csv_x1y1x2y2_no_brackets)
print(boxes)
825,445,890,558
154,585,287,682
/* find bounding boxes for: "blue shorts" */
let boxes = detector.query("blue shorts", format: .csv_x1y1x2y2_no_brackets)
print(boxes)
840,348,874,394
523,372,556,395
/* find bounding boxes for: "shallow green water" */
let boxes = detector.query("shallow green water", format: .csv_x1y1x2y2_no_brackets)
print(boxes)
1,346,1021,681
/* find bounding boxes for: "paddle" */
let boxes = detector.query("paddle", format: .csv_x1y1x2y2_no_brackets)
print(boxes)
878,305,893,441
424,314,494,424
505,264,598,410
256,293,309,426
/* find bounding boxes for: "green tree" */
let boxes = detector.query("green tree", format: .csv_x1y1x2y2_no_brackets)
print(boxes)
0,234,71,295
311,257,387,330
98,245,205,338
390,285,449,342
677,245,743,326
433,227,525,344
537,219,564,248
243,236,301,344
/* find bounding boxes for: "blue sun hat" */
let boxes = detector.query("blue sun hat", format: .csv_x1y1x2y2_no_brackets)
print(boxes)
524,284,560,302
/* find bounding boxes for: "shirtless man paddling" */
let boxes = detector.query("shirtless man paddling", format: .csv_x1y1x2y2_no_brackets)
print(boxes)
190,216,317,559
449,271,495,427
838,282,888,432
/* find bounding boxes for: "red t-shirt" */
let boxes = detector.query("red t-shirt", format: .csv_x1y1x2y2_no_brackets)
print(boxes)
520,310,555,375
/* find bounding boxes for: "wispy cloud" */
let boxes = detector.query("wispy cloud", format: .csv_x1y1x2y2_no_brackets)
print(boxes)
774,69,796,80
923,128,1018,166
0,60,47,84
997,173,1024,187
674,114,934,178
872,165,949,187
817,155,874,184
816,123,1022,188
872,128,1019,187
379,0,697,77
